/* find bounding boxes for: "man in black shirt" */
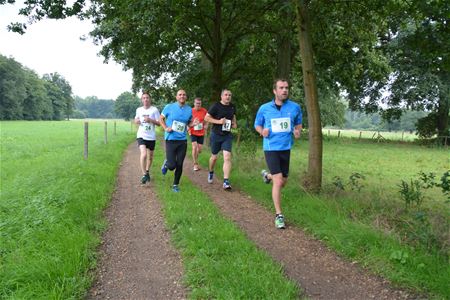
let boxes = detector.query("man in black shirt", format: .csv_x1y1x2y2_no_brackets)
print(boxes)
204,89,237,190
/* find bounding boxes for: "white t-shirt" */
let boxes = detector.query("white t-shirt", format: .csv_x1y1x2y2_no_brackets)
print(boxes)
135,106,160,140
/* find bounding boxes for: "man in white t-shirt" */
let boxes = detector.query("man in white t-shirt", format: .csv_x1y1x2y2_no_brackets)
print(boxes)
134,91,161,184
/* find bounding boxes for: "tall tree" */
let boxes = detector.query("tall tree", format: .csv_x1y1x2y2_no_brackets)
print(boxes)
294,0,322,191
23,70,49,120
114,91,140,121
43,73,74,120
0,55,26,119
88,0,278,101
381,1,449,140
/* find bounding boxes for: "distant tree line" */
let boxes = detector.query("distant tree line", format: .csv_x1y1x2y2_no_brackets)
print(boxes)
72,96,117,119
0,54,74,120
343,110,427,133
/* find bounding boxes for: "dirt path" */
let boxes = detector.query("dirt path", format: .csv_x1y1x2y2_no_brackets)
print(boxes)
89,143,414,299
88,143,186,299
182,158,414,300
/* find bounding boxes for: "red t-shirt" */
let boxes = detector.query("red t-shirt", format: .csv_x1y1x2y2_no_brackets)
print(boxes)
189,107,208,136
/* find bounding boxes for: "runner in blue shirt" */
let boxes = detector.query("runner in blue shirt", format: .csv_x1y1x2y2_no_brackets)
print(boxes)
160,89,198,192
254,79,302,229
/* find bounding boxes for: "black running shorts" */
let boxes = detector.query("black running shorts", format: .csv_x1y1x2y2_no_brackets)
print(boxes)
264,150,290,178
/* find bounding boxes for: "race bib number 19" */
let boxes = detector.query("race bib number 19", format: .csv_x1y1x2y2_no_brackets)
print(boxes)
222,119,232,131
172,120,186,133
271,117,291,133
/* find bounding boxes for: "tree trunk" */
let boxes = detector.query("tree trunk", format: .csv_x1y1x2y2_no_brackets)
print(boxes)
276,33,291,81
211,0,223,102
294,0,323,192
276,0,292,80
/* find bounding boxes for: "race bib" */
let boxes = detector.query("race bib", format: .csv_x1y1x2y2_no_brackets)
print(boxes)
144,123,154,132
194,123,203,131
271,117,291,133
172,120,186,133
222,119,232,132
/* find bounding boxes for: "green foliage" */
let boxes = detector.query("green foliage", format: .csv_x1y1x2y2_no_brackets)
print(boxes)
74,96,117,119
0,55,74,120
344,109,427,133
0,54,26,119
398,179,424,210
438,171,450,202
380,2,450,137
114,91,140,121
332,173,366,192
415,112,439,138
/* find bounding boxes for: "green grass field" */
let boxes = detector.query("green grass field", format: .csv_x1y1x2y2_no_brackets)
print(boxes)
0,120,134,299
197,134,449,298
2,121,448,298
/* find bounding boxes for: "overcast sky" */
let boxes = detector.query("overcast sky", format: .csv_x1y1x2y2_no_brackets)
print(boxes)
0,2,133,100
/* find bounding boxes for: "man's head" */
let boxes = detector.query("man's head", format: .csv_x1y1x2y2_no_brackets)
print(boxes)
141,91,151,107
220,89,232,105
193,97,202,110
273,79,289,102
176,89,187,105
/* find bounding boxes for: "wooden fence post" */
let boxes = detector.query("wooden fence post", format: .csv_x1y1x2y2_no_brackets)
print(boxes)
359,131,362,139
337,130,341,138
84,122,88,160
104,121,108,144
328,129,330,136
114,121,117,135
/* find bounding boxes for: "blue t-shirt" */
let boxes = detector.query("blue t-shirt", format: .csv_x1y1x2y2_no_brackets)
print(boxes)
254,99,302,151
161,102,192,140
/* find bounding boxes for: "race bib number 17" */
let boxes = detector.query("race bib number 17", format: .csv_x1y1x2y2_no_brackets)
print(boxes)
271,117,291,133
222,119,232,131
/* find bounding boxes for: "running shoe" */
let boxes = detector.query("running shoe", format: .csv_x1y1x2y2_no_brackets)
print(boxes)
208,172,214,184
141,173,150,184
275,214,286,229
223,180,232,190
161,159,168,175
172,185,180,192
261,169,271,184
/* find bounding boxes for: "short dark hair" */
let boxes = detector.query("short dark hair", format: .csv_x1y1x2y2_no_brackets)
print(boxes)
142,91,151,97
221,89,231,96
273,78,289,90
194,97,202,102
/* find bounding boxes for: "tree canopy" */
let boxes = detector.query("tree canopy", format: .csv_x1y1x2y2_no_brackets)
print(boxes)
3,0,448,190
0,54,74,120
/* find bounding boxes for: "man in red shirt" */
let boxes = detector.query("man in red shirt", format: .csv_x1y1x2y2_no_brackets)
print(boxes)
189,97,208,171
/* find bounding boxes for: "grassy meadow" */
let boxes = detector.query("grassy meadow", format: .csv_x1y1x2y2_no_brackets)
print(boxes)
323,128,419,141
197,132,449,298
1,120,449,299
0,120,134,299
